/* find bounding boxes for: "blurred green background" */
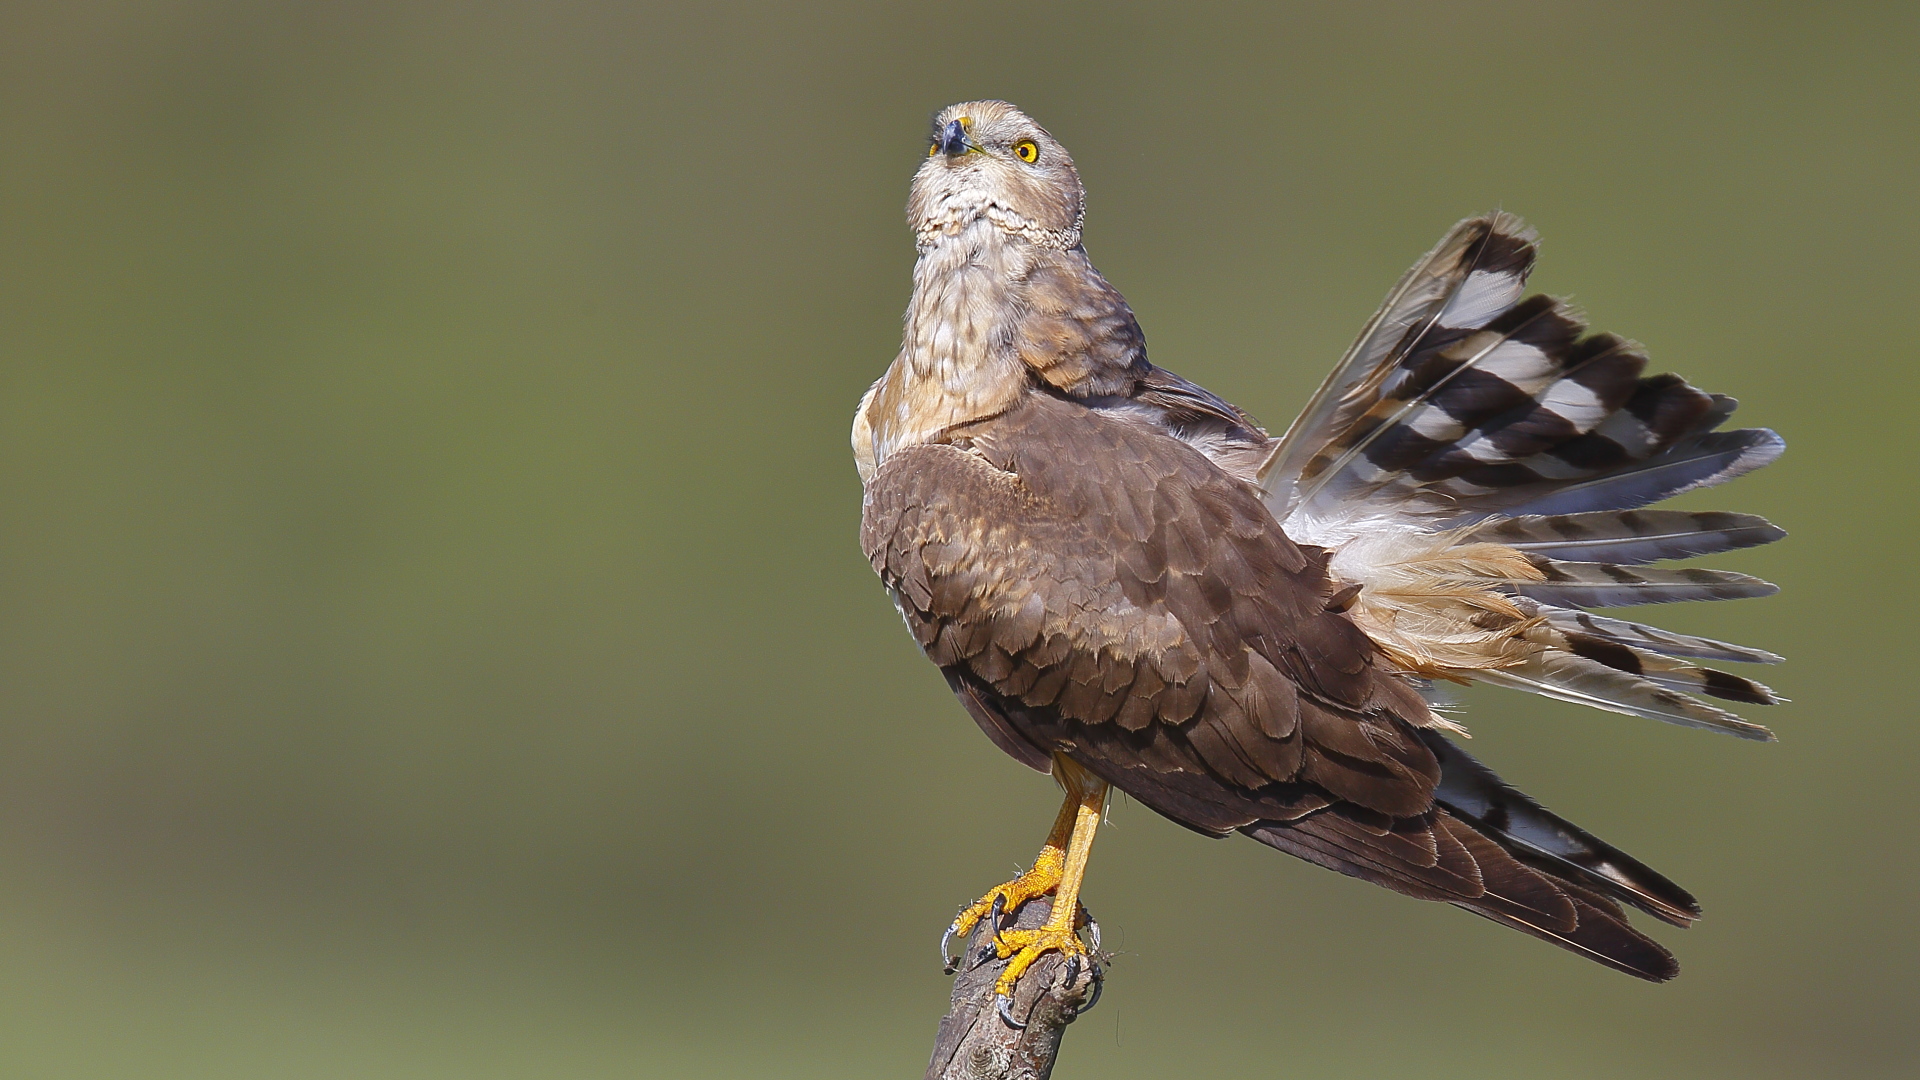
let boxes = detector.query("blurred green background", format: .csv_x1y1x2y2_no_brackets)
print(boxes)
0,2,1913,1077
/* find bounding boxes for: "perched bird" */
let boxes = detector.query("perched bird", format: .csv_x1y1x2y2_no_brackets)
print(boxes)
854,101,1784,1019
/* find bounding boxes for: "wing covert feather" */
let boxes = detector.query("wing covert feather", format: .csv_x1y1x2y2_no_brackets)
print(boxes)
860,394,1436,815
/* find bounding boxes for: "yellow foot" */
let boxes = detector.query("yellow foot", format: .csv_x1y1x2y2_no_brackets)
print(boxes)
948,755,1110,1028
990,921,1103,1029
992,923,1091,995
941,851,1065,968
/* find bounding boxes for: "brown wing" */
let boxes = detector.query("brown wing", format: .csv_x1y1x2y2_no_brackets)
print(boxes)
861,392,1686,980
862,393,1436,818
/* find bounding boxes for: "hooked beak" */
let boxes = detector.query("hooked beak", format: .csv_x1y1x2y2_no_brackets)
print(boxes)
937,118,974,158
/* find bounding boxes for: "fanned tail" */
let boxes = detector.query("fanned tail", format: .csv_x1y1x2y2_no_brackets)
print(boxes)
1262,213,1539,516
1282,295,1781,527
1271,211,1785,739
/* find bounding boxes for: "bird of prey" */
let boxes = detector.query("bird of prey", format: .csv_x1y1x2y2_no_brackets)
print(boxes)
853,100,1784,1019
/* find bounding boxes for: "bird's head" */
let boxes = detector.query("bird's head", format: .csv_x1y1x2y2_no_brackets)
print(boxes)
908,100,1085,249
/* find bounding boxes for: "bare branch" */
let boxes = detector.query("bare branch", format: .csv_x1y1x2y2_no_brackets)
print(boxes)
924,897,1105,1080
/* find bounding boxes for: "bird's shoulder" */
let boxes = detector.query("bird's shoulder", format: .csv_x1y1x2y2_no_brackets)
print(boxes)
861,388,1296,603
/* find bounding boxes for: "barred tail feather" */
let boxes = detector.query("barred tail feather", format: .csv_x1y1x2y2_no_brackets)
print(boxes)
1464,510,1785,565
1540,607,1785,665
1292,295,1601,516
1499,427,1785,519
1516,558,1778,608
1264,212,1539,513
1474,652,1776,741
1640,664,1777,705
1544,629,1782,705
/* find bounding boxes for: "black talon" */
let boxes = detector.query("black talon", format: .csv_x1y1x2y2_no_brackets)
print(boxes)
975,898,1006,965
1074,963,1105,1018
941,920,962,971
1063,953,1081,988
996,992,1026,1029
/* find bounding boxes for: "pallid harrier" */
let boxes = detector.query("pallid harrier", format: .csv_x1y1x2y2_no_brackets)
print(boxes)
853,101,1783,1021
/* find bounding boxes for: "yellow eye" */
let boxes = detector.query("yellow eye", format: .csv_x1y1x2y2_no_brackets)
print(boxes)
1014,140,1039,163
928,143,938,157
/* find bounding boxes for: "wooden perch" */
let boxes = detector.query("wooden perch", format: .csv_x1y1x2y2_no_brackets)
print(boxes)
923,897,1106,1080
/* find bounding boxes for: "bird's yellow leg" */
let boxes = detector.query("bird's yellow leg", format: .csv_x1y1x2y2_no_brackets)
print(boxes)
944,777,1079,955
991,756,1108,998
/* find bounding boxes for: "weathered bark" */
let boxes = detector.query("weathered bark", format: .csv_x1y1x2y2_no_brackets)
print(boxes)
924,898,1105,1080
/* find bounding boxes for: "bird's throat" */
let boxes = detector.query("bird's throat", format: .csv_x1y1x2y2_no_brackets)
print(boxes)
859,222,1035,476
856,221,1147,481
